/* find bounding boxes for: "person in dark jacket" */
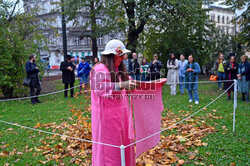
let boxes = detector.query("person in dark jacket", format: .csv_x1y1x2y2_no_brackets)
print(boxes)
224,56,238,100
123,53,132,75
25,55,41,104
237,55,250,103
60,55,76,98
77,57,91,94
149,54,162,80
131,52,141,80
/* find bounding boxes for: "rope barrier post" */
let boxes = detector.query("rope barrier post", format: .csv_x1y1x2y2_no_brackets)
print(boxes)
120,145,126,166
233,79,237,132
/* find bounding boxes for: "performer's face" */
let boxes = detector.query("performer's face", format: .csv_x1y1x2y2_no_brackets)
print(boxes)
115,55,124,67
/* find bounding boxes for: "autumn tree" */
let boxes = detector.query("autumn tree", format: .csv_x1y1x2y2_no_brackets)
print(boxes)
0,0,46,98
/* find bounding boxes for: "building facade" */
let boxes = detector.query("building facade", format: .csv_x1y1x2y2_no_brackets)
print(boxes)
205,4,237,36
23,0,125,69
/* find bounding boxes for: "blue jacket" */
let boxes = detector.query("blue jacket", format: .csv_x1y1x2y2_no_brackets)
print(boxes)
178,60,188,77
77,62,91,77
184,62,201,90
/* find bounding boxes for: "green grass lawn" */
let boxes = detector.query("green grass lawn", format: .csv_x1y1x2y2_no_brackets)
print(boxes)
0,80,249,165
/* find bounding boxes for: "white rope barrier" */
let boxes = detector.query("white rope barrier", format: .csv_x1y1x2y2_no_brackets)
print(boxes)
124,83,234,148
0,119,120,148
165,80,234,85
0,84,82,102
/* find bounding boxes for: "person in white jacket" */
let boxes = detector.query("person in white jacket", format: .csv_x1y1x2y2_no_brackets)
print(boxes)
167,53,179,95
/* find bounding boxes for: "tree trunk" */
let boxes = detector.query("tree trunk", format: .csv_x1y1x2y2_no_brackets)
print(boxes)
122,0,153,55
61,0,68,60
125,0,137,54
90,1,98,60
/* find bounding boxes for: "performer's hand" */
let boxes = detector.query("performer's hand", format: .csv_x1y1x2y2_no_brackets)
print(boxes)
119,80,140,90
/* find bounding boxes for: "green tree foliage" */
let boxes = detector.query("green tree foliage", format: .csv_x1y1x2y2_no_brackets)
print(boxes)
225,0,249,50
0,1,46,98
138,0,215,71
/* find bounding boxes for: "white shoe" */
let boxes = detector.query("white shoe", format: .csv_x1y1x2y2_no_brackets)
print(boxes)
189,99,193,103
195,101,199,105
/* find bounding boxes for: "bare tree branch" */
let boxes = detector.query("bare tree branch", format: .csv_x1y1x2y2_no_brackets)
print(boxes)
8,0,20,22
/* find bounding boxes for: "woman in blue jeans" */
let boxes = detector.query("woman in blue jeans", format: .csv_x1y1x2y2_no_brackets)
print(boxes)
184,55,201,105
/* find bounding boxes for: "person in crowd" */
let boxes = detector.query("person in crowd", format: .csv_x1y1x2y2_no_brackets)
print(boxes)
123,53,132,76
184,54,201,105
77,56,91,94
237,55,250,103
224,56,238,100
178,54,188,95
90,39,139,166
214,52,227,90
25,55,41,105
131,52,141,80
60,55,76,98
140,58,150,81
149,54,162,80
167,53,179,95
93,57,99,65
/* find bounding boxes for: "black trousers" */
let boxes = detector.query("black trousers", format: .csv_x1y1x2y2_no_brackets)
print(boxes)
64,83,74,97
150,72,161,80
30,80,41,103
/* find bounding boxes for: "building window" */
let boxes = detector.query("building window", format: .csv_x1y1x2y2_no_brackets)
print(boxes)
227,16,230,24
226,26,229,35
98,36,103,46
222,16,225,24
211,14,215,21
74,36,80,45
85,37,92,46
217,15,220,23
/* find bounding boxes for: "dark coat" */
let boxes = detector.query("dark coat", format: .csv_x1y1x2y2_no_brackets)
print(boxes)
131,59,140,75
238,62,250,81
25,61,39,81
149,60,162,80
224,62,238,90
60,61,75,84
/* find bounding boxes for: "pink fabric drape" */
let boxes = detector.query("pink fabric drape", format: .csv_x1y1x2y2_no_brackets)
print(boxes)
90,63,135,166
90,62,166,165
132,78,166,157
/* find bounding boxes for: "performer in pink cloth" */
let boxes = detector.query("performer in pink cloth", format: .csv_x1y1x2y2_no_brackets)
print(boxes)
90,39,139,166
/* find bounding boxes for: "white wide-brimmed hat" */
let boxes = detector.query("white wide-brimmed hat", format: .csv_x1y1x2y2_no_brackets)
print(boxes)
101,39,131,56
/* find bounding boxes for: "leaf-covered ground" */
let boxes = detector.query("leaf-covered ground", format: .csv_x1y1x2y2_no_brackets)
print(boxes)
0,81,249,165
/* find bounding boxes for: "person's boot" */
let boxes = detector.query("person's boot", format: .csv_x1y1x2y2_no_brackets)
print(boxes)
228,95,231,101
64,89,68,98
35,97,41,103
31,98,36,105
